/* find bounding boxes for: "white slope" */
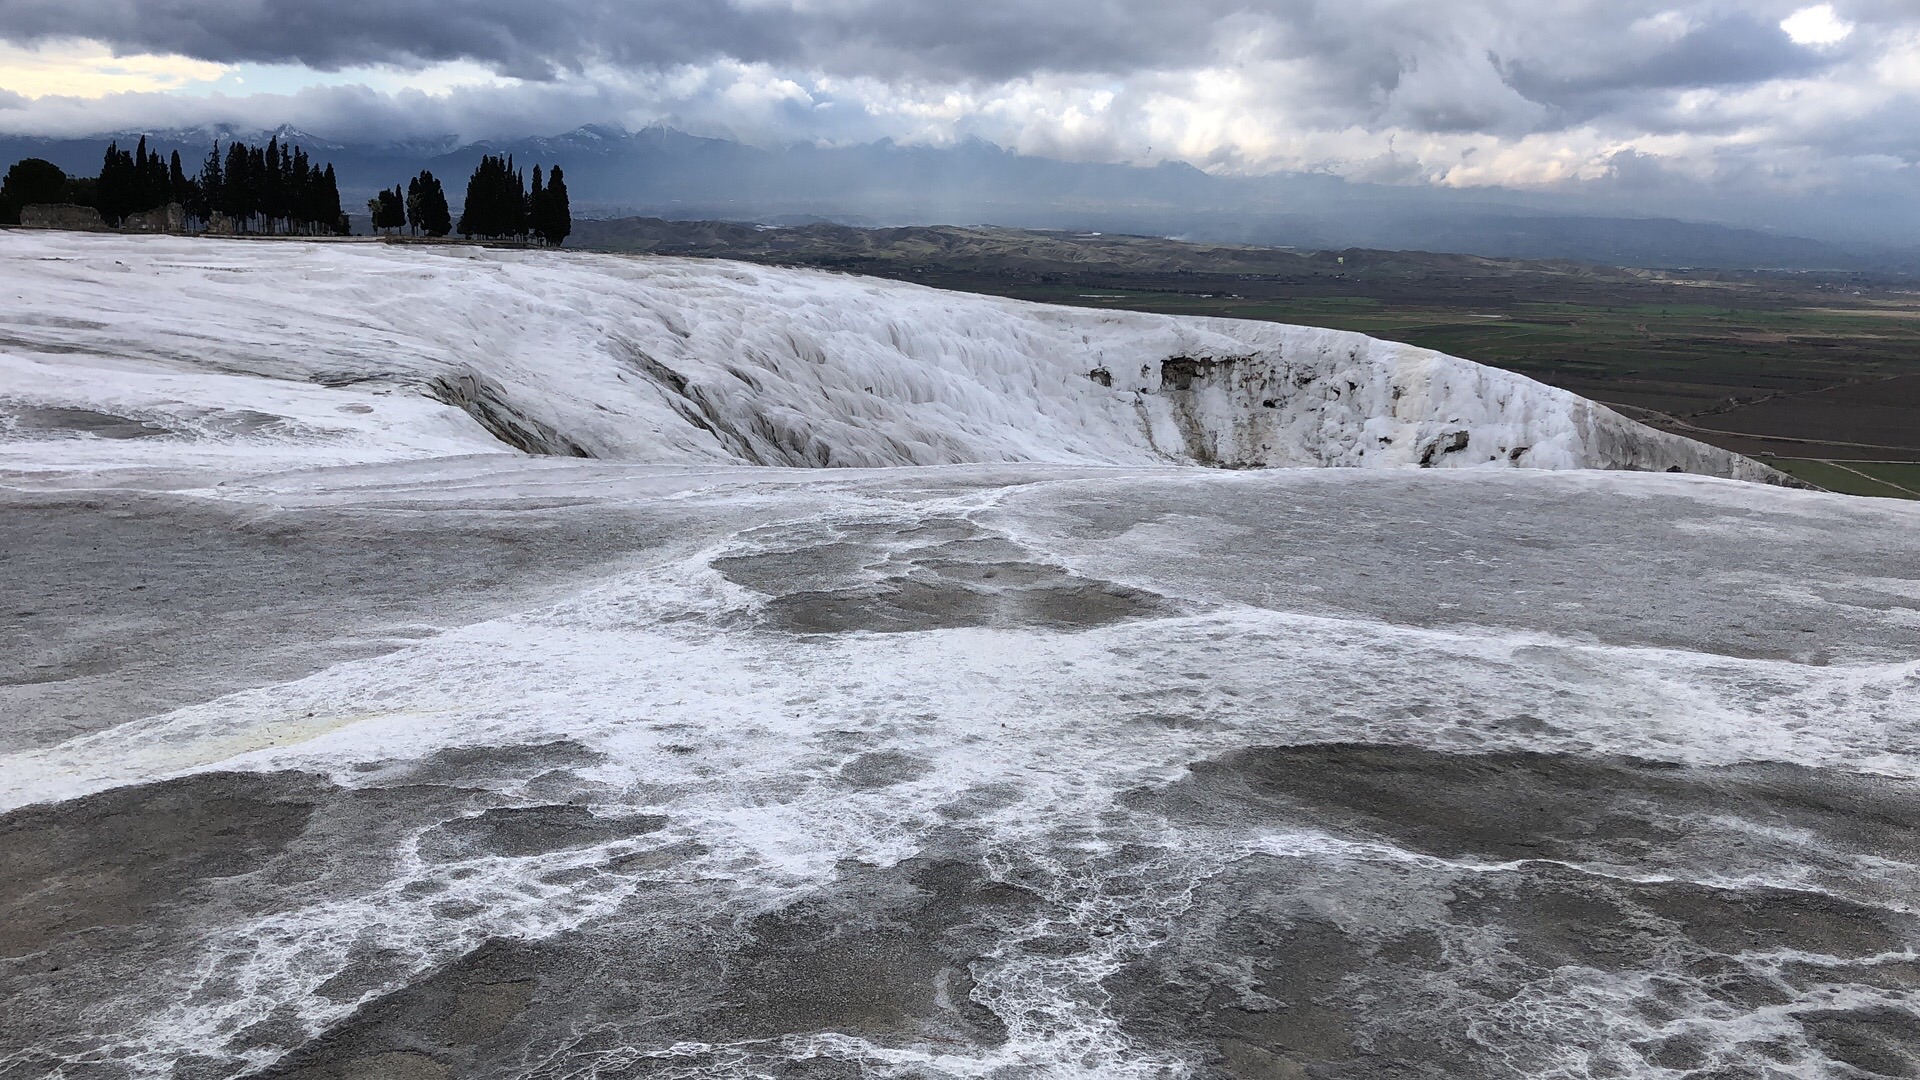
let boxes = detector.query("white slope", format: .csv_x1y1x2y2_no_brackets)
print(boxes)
0,231,1784,483
2,233,1916,1080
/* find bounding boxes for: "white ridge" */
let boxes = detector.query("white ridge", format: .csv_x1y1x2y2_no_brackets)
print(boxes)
0,232,1785,483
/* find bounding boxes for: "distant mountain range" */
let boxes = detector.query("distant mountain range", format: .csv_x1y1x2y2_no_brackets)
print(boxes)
3,124,1912,272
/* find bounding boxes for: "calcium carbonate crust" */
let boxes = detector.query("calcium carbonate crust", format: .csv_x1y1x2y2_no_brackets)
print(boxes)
0,231,1789,485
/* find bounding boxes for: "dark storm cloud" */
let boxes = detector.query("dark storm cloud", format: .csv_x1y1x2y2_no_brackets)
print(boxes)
0,1,1889,136
3,0,1916,224
0,0,771,79
1616,13,1832,88
1505,12,1838,119
0,0,1236,81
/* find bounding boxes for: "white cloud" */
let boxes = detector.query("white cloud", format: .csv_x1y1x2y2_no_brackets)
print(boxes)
1780,4,1854,46
0,38,225,97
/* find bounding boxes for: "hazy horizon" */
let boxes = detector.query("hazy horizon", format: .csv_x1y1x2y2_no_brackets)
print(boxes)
3,2,1917,250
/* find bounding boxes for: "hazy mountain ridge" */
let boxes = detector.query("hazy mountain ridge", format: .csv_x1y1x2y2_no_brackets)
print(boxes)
2,124,1908,270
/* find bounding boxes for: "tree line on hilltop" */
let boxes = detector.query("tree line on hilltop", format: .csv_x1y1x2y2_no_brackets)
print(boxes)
3,139,570,245
194,139,347,234
0,135,345,233
366,155,569,245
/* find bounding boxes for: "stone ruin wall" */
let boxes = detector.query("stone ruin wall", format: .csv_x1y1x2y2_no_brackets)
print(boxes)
15,202,188,234
18,204,108,231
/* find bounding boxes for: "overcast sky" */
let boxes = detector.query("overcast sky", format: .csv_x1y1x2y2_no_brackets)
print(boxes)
1,0,1915,211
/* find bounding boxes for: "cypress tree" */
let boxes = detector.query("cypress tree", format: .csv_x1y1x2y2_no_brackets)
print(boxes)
428,175,452,237
133,136,146,207
530,164,573,246
367,185,406,233
512,157,529,239
490,157,502,236
456,154,552,241
411,171,450,237
133,136,152,212
279,141,295,231
91,138,180,224
96,142,118,224
192,144,222,226
290,148,311,234
497,156,512,236
459,156,495,238
53,136,354,234
544,166,570,247
168,150,188,207
98,141,132,225
528,166,544,243
261,137,283,231
405,175,422,235
147,146,166,210
322,164,346,234
248,145,267,229
221,142,250,229
121,136,169,215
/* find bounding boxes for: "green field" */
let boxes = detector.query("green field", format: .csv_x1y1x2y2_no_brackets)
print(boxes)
1771,460,1920,500
1848,461,1920,491
1002,286,1920,466
1008,288,1920,400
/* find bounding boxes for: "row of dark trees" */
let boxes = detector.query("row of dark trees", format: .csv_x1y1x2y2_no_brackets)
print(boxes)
408,172,454,236
367,185,407,233
193,138,347,234
455,154,571,245
93,135,346,232
95,137,187,225
368,156,569,244
367,171,455,237
5,139,570,245
0,136,347,233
